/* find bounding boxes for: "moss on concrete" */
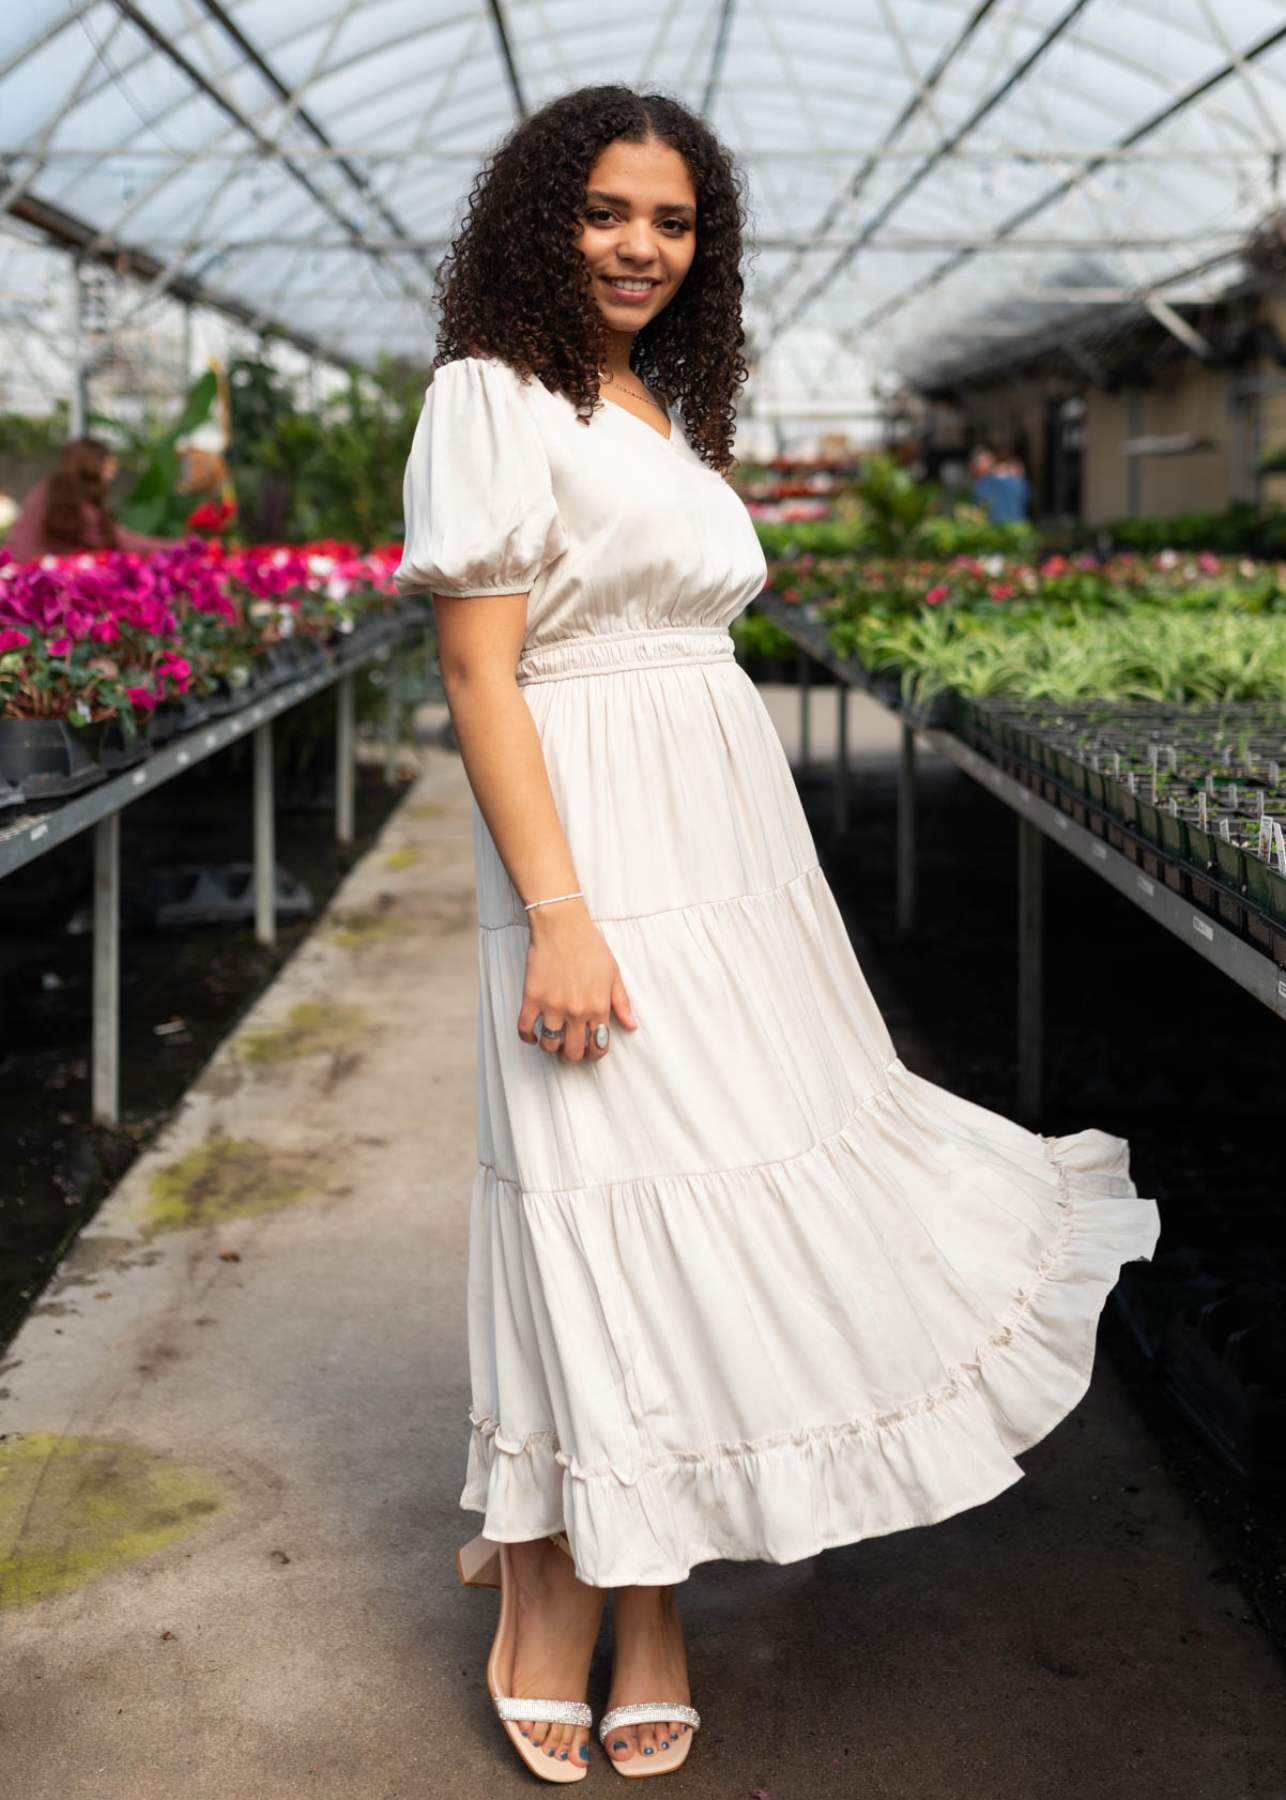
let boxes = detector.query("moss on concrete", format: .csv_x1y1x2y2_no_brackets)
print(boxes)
382,847,422,872
140,1136,315,1235
239,1002,369,1065
331,911,404,949
0,1432,224,1610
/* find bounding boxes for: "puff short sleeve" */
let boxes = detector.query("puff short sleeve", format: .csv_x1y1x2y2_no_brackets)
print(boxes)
393,357,568,599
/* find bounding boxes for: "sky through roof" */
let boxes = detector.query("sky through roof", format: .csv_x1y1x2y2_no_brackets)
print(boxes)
2,0,1286,417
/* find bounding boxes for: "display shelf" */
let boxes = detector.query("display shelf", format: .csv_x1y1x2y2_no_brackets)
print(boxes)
0,606,429,1123
746,590,1286,1118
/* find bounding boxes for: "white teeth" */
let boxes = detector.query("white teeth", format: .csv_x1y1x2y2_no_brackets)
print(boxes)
607,279,656,291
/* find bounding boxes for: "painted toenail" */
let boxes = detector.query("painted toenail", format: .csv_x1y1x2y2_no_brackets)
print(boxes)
661,1740,669,1748
613,1740,628,1751
579,1746,590,1760
643,1747,654,1755
560,1751,569,1759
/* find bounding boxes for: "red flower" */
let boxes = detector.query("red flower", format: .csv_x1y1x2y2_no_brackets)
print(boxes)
0,627,30,651
186,499,238,535
48,634,73,656
925,584,950,606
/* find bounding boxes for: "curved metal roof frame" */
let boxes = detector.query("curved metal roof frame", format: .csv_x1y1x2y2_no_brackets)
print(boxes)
3,0,1286,408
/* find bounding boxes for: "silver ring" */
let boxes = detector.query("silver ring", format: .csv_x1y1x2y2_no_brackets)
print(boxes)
538,1018,565,1041
593,1023,610,1049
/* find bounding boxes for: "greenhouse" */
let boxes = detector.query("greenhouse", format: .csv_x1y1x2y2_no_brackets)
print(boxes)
2,4,1286,1794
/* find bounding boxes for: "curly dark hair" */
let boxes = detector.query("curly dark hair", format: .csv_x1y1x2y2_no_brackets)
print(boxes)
433,85,750,473
44,437,118,550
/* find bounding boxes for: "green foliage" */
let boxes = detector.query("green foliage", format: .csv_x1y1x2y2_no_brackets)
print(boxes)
0,404,69,460
730,610,797,660
89,371,219,535
1096,504,1286,558
754,461,1037,563
228,354,428,548
827,601,1286,716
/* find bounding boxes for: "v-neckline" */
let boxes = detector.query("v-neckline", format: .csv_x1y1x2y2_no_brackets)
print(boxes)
598,391,676,447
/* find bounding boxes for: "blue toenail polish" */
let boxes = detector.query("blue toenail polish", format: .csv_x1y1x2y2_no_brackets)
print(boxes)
520,1730,528,1737
560,1751,568,1760
643,1747,654,1755
613,1740,628,1751
579,1746,590,1760
547,1747,556,1757
661,1740,669,1748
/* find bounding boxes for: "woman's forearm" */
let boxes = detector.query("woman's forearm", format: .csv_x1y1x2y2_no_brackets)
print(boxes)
443,669,589,927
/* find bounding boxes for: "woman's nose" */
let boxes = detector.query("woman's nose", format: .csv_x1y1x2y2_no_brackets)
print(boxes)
618,223,655,263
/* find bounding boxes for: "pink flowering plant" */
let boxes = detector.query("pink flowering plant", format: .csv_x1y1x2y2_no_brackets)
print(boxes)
0,537,405,739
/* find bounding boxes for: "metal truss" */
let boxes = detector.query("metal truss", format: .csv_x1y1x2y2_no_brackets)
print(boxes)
3,0,1286,388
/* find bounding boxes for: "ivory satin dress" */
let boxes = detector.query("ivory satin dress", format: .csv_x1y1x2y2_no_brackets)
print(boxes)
393,355,1162,1590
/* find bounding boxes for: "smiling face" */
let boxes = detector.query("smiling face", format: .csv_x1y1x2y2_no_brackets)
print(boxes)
573,136,698,342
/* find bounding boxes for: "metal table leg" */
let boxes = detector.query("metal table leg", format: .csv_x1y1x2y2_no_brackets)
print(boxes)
833,680,849,837
383,649,399,787
797,648,811,770
253,719,276,947
1018,817,1045,1123
336,672,355,844
92,813,120,1125
896,723,917,940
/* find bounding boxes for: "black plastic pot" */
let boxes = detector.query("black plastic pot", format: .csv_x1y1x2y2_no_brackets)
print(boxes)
0,717,105,800
147,694,208,747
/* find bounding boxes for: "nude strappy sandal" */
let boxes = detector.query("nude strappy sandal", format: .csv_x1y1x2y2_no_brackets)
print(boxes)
599,1701,701,1777
457,1531,593,1783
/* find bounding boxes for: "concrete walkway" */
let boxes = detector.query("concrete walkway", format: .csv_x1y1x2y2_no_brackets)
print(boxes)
2,702,1283,1800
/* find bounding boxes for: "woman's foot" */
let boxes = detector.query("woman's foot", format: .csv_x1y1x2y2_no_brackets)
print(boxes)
603,1584,691,1766
508,1537,606,1767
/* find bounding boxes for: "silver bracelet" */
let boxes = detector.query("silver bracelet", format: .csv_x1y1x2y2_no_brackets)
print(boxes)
524,890,583,911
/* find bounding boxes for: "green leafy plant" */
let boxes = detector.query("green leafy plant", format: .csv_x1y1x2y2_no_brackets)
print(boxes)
89,371,219,535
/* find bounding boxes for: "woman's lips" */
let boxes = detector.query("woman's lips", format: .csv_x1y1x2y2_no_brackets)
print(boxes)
599,276,661,305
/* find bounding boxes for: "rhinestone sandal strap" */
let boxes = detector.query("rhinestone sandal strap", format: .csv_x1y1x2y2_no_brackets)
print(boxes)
597,1702,700,1742
494,1695,593,1727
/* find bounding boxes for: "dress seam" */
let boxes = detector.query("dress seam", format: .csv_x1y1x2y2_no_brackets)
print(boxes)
478,861,824,933
476,1056,901,1199
467,1134,1077,1483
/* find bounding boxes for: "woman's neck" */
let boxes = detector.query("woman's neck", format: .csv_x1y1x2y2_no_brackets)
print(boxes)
601,327,637,383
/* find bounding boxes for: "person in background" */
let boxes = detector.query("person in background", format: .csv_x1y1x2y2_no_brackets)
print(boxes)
969,443,999,516
992,452,1031,523
3,437,174,561
970,444,1030,525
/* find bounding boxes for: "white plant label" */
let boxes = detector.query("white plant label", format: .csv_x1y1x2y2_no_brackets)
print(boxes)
1137,873,1154,896
1192,915,1214,942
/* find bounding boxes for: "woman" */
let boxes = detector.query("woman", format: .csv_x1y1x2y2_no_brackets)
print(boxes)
4,437,172,561
394,85,1160,1784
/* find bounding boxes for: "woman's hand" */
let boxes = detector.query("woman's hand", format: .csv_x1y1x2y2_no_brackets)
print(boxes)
518,901,638,1062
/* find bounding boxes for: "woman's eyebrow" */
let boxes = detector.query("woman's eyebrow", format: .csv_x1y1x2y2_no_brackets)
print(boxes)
585,189,696,216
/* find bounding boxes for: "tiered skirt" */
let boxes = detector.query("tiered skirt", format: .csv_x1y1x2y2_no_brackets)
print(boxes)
460,626,1161,1588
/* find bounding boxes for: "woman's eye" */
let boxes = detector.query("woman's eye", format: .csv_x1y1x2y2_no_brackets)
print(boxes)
584,208,614,224
661,219,691,234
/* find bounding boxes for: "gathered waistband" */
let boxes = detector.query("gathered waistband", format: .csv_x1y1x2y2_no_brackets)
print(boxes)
515,625,736,686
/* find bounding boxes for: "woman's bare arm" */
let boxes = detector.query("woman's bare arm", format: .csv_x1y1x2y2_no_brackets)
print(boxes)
434,591,638,1062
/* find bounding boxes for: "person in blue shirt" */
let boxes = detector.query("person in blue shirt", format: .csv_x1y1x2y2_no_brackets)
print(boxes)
970,446,1030,524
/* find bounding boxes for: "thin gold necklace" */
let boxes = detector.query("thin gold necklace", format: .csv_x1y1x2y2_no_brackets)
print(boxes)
602,368,668,419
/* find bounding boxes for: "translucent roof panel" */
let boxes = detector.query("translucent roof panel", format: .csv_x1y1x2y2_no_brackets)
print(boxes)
3,0,1286,400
